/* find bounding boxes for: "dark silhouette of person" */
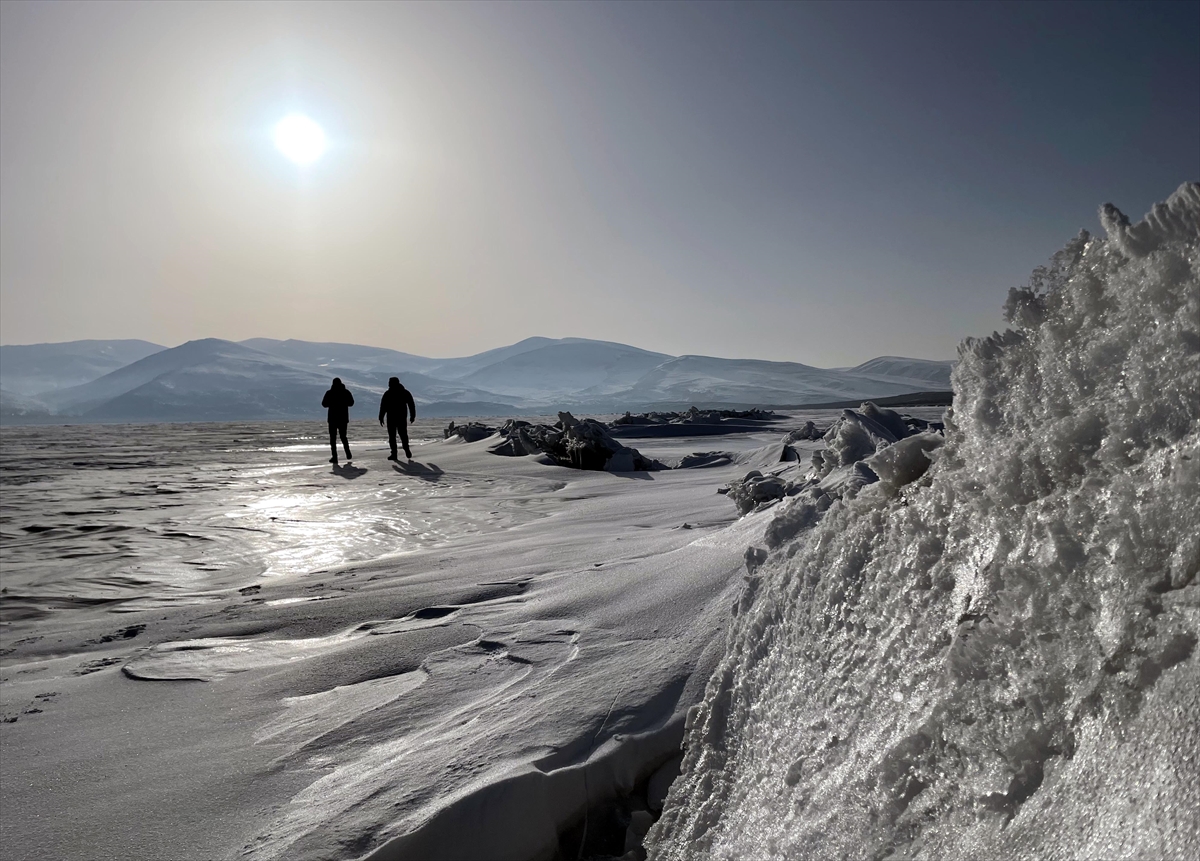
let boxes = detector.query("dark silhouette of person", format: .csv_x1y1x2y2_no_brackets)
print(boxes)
379,376,417,461
321,378,354,463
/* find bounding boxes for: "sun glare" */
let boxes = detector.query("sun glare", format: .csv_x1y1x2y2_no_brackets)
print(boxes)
274,114,326,165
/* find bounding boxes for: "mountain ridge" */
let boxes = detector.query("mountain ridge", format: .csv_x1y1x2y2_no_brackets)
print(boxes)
1,336,954,423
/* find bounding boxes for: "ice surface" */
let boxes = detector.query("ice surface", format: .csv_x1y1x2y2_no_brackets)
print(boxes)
0,413,798,859
649,183,1200,860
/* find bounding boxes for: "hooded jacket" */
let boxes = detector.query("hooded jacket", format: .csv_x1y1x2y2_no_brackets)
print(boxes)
379,381,416,425
322,382,354,425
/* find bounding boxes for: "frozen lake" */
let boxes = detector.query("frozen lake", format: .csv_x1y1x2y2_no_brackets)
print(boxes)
0,411,861,860
0,419,559,613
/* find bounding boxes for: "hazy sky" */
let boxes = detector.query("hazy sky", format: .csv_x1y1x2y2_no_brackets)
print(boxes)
2,1,1197,365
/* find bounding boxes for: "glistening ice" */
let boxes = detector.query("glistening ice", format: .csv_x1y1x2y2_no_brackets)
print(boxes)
648,183,1200,860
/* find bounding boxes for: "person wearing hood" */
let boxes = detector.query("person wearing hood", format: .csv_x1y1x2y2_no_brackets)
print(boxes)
321,378,355,464
379,377,417,461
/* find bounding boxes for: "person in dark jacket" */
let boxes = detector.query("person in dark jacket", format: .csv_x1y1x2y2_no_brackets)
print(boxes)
321,378,354,463
379,377,417,461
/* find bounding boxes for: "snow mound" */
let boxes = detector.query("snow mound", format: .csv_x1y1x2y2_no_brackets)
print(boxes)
649,182,1200,860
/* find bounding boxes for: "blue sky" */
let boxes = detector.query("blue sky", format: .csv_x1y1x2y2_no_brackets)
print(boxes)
1,1,1196,364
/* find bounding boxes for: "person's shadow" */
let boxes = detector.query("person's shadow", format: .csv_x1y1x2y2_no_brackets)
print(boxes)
393,461,444,482
332,463,368,479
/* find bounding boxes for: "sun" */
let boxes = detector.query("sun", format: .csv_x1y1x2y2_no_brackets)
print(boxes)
273,114,327,165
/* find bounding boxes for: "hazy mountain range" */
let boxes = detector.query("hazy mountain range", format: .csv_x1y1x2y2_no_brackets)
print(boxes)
0,337,953,423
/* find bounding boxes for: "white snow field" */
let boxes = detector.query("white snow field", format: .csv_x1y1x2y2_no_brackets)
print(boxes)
648,184,1200,860
1,412,853,860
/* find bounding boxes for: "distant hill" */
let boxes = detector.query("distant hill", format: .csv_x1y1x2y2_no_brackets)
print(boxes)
617,354,932,406
452,340,672,399
0,335,953,423
0,387,52,420
241,339,443,377
71,339,334,421
0,339,164,396
843,356,953,389
38,339,300,415
419,336,565,380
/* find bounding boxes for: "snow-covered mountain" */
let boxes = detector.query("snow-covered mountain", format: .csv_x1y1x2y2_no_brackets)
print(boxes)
30,339,523,421
617,355,939,407
0,387,51,420
451,340,673,400
0,339,164,397
0,335,953,422
241,339,444,377
843,355,955,389
39,339,332,420
420,336,566,380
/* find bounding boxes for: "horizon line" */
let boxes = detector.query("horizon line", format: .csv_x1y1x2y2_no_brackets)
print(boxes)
0,334,958,368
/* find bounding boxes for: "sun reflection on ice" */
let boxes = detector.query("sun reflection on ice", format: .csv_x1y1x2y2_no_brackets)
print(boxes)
0,422,563,609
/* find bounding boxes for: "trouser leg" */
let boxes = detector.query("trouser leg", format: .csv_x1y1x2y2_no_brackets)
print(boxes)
338,424,351,458
388,419,410,457
328,424,338,458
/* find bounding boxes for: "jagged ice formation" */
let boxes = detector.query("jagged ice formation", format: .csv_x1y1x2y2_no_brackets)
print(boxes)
648,183,1200,860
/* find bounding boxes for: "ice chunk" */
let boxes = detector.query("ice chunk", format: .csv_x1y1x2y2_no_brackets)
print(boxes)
487,413,665,471
784,421,824,442
818,406,905,472
725,474,788,514
443,421,498,442
1100,180,1200,258
863,431,943,491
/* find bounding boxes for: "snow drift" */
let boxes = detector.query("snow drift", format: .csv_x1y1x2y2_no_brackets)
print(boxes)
649,183,1200,860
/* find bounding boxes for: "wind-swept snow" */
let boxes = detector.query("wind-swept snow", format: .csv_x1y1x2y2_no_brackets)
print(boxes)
0,415,795,860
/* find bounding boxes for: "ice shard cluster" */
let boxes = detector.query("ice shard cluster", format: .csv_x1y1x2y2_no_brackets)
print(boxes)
649,183,1200,860
488,412,666,471
721,403,944,518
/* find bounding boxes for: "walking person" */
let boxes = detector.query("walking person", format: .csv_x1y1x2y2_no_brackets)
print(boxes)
379,376,417,461
322,377,355,463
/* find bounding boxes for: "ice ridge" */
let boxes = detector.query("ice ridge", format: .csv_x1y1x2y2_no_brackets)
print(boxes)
648,183,1200,860
1101,181,1200,259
